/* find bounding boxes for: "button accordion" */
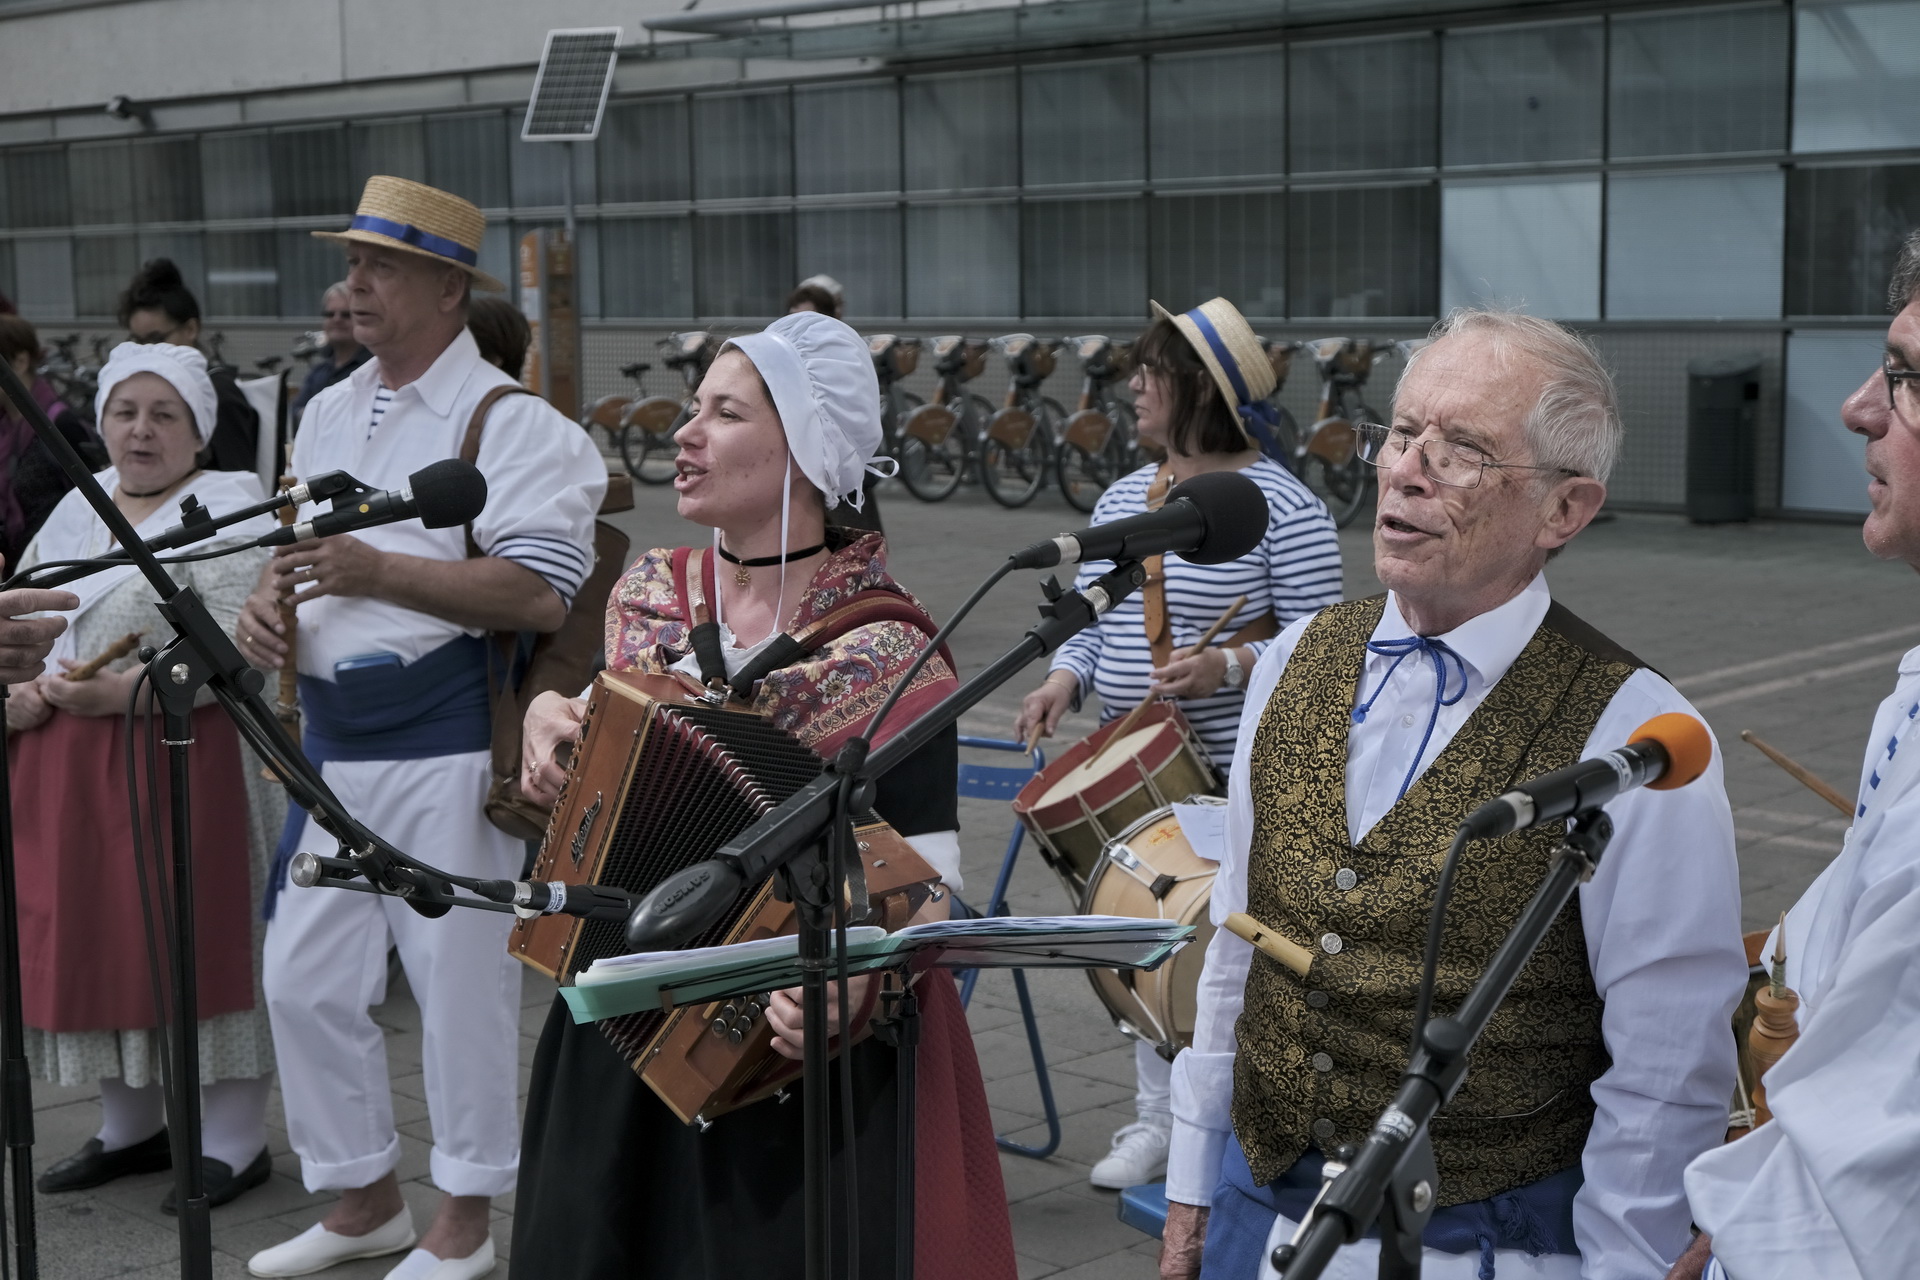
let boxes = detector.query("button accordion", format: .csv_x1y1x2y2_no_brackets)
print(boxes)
511,668,940,1124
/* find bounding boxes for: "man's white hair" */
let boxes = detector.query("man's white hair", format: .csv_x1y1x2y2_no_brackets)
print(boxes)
1400,308,1622,485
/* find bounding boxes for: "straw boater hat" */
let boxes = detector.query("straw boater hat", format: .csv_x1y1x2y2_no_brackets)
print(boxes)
313,176,506,293
1149,298,1278,443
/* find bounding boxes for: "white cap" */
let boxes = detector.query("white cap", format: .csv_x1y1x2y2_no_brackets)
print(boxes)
726,312,889,512
94,342,218,444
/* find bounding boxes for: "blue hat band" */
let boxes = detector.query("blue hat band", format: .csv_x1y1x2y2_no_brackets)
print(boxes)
1183,306,1255,408
348,214,479,268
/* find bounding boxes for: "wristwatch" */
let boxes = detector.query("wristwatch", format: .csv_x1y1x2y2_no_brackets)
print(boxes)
1221,648,1245,690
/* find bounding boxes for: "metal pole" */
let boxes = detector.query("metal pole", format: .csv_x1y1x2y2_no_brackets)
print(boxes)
158,679,212,1280
0,689,39,1280
563,142,577,243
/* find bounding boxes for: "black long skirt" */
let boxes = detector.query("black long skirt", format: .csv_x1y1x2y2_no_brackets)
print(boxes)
511,995,905,1280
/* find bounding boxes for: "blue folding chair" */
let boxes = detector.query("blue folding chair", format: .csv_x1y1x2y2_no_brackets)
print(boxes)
950,735,1062,1159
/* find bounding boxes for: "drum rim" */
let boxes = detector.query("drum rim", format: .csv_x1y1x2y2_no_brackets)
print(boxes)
1013,702,1204,824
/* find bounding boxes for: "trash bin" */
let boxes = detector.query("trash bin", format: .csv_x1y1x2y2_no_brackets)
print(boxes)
1686,352,1763,524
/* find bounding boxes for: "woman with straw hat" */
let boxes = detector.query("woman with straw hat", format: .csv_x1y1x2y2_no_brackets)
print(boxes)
1013,297,1343,1192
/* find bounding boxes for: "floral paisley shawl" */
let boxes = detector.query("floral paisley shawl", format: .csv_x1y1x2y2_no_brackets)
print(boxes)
605,532,958,756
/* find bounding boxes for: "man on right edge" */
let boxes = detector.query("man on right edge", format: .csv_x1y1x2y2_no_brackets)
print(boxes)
1159,308,1748,1280
1668,235,1920,1280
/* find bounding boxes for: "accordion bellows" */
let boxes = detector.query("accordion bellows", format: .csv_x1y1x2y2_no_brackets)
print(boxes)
512,669,939,1123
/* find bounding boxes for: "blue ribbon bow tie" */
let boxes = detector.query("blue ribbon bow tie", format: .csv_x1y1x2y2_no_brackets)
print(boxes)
1354,635,1469,803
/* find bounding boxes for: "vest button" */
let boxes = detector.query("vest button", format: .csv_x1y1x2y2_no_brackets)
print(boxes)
1320,932,1343,955
1401,713,1415,727
1305,990,1329,1008
1334,868,1357,891
1312,1117,1336,1140
1311,1052,1334,1073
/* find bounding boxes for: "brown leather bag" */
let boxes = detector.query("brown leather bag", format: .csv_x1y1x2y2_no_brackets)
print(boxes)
460,384,635,841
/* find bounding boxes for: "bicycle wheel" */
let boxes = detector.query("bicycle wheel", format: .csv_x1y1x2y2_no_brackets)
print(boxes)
620,404,689,485
980,405,1048,508
1056,439,1118,512
899,399,966,502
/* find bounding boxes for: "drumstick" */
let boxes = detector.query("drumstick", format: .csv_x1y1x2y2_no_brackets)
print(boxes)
64,632,141,681
1223,911,1313,977
1086,595,1250,767
1740,730,1853,817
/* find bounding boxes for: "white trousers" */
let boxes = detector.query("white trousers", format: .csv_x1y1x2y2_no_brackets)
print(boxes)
263,751,523,1197
1136,1038,1173,1119
1257,1212,1585,1280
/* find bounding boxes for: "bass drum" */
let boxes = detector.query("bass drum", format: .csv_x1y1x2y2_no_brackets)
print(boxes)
1080,802,1219,1059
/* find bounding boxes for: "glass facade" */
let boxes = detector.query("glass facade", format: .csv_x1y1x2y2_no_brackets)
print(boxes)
0,0,1914,329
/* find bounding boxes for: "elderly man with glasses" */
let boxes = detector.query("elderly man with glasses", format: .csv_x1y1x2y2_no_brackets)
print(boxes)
292,281,369,422
1158,308,1747,1280
1667,235,1920,1280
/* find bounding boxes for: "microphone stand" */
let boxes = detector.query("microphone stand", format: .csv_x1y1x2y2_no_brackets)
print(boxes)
622,559,1148,1280
0,359,449,1280
1272,807,1616,1280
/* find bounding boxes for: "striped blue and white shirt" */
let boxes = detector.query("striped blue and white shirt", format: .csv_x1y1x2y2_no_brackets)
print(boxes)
1049,458,1342,771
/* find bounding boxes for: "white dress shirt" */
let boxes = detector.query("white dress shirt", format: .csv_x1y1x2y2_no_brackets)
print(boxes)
291,328,607,675
1166,575,1748,1280
1684,645,1920,1280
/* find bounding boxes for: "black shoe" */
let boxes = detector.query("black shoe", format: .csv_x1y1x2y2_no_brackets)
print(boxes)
160,1145,272,1215
36,1129,172,1193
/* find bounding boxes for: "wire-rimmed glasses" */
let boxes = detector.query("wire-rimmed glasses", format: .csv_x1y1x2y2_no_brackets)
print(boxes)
1353,422,1578,489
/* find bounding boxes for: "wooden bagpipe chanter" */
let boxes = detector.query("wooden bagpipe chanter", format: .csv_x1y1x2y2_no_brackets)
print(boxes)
512,580,953,1125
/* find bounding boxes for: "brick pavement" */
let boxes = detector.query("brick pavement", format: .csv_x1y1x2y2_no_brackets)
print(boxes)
31,480,1917,1278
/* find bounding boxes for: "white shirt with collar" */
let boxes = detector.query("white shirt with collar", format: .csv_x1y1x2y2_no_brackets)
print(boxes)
291,327,607,677
1166,574,1748,1280
1683,645,1920,1280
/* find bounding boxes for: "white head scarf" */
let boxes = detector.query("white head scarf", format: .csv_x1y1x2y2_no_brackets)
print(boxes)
715,311,893,638
727,311,890,513
94,342,218,445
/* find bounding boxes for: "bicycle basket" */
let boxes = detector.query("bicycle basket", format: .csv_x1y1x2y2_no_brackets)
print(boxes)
625,396,685,436
1307,420,1358,465
1334,341,1369,377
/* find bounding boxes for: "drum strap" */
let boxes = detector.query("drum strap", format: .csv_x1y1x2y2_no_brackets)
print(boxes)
1141,464,1280,668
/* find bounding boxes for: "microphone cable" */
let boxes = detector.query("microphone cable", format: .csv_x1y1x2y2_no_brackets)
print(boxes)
858,557,1016,749
1408,825,1472,1061
122,662,183,1166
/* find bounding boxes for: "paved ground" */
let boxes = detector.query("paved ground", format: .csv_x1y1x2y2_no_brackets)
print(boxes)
26,475,1913,1279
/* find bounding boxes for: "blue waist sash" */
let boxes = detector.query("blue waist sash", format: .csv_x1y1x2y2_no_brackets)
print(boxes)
265,634,493,919
1201,1133,1581,1280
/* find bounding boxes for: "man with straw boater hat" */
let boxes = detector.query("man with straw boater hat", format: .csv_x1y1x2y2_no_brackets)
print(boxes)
1157,308,1747,1280
236,177,605,1280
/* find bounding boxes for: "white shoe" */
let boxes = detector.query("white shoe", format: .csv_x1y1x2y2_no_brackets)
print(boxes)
247,1208,417,1277
1090,1119,1171,1190
383,1238,497,1280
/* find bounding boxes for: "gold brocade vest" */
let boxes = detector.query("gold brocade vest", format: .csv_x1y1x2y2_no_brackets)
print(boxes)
1232,595,1643,1205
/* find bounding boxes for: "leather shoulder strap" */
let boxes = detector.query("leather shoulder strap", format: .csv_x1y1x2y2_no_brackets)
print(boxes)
1142,463,1176,668
459,384,535,558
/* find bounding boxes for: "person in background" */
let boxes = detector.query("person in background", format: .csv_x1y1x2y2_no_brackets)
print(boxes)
9,342,282,1213
1014,298,1342,1193
118,258,260,473
0,315,108,570
292,282,369,422
784,274,844,320
466,297,531,383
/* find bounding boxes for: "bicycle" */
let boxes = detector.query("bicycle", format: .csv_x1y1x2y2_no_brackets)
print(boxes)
867,333,924,463
37,333,103,414
896,336,993,503
980,334,1065,509
1055,335,1137,513
581,359,651,457
1258,336,1426,529
618,331,717,485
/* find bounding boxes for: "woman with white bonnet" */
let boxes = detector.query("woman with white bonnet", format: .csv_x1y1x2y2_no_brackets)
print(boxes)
5,342,284,1211
512,311,1016,1278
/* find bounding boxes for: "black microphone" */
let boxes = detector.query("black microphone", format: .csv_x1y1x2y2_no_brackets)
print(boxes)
257,459,488,547
1460,713,1712,840
1010,470,1269,570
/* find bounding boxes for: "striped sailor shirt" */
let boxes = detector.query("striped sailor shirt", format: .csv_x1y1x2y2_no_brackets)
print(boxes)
1048,458,1342,772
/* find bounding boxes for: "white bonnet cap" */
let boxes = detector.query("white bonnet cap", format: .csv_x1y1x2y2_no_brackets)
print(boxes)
94,342,218,445
727,312,888,511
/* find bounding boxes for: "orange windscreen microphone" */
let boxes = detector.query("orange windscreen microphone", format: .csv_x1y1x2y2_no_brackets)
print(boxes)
1461,712,1712,839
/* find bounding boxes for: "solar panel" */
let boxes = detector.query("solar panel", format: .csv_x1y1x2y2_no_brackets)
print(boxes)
523,27,622,142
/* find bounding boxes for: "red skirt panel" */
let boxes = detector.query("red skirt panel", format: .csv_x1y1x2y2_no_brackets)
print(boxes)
10,704,256,1032
914,970,1018,1280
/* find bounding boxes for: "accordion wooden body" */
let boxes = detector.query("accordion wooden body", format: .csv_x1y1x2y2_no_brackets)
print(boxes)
511,669,940,1124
